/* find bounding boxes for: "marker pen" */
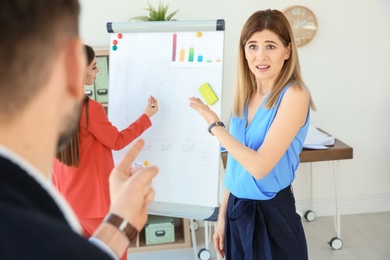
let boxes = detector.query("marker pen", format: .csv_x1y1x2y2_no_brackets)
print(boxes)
148,89,155,108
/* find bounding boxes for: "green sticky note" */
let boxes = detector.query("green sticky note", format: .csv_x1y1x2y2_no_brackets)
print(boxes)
198,83,218,105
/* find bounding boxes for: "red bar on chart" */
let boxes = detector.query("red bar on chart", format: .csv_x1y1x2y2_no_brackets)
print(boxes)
172,34,177,62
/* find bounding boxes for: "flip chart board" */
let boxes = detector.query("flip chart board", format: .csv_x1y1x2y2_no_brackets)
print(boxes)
106,20,225,220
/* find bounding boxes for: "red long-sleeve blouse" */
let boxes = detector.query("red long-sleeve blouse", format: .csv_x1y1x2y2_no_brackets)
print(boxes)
52,99,151,219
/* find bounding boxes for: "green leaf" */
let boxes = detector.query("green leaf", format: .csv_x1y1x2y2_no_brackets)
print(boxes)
129,1,179,22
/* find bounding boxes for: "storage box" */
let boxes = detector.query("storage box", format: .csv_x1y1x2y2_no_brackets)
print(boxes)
145,215,175,245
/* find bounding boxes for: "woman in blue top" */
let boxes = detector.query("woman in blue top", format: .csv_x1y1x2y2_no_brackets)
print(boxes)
189,9,316,260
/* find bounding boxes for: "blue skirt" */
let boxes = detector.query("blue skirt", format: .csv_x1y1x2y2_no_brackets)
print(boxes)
225,186,308,260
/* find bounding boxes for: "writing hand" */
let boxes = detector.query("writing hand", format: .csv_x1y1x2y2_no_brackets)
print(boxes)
145,96,159,118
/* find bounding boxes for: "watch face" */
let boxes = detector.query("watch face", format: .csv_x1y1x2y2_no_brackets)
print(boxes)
284,6,318,47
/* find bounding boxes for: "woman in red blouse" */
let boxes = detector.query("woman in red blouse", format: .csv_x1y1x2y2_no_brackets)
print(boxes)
52,45,158,239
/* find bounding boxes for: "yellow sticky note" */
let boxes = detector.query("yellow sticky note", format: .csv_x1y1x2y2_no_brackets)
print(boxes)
198,83,218,105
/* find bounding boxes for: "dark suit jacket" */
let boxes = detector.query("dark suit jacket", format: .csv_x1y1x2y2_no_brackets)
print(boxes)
0,156,113,259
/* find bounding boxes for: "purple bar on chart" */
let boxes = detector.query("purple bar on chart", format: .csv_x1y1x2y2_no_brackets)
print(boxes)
172,34,177,62
198,55,203,62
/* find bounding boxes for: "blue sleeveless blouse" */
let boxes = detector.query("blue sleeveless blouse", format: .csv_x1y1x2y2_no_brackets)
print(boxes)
224,86,310,200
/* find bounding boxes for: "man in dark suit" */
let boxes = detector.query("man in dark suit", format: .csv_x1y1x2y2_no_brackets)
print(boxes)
0,1,158,259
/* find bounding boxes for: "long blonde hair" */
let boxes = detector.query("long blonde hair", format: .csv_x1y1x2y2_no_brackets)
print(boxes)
233,9,316,117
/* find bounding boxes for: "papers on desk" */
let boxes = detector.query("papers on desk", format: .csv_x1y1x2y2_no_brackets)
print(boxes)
303,125,335,149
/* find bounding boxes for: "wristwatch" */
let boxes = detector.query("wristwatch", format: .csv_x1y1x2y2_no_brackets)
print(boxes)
104,213,138,243
208,121,225,136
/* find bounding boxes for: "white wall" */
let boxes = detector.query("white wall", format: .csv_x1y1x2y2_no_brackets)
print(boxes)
80,0,390,216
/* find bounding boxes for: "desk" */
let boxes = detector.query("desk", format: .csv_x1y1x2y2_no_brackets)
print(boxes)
300,139,352,162
220,138,353,250
221,139,352,168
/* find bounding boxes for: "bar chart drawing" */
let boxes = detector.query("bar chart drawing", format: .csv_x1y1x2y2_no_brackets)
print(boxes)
107,20,225,220
172,31,224,67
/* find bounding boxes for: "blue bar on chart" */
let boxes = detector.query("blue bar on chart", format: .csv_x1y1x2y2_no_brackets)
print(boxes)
197,55,203,62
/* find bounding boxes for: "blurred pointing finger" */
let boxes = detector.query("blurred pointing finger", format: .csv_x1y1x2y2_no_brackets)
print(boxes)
116,139,145,173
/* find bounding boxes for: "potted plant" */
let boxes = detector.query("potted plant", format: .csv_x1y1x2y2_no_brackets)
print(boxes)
130,1,179,21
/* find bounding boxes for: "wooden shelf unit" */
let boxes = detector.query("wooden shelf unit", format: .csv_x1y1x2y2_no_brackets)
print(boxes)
128,218,191,253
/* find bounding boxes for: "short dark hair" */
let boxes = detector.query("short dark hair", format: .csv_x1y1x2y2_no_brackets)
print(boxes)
0,0,80,120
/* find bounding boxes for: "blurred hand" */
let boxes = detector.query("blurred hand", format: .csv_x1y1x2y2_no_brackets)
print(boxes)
144,96,159,118
188,97,220,125
213,220,225,259
108,139,158,231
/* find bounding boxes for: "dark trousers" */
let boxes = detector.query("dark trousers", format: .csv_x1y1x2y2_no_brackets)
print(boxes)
225,186,308,260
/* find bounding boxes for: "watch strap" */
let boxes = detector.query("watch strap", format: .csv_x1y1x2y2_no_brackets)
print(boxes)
207,121,225,136
104,213,138,243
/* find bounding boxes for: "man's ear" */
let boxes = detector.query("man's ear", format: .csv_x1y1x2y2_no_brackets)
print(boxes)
63,38,86,101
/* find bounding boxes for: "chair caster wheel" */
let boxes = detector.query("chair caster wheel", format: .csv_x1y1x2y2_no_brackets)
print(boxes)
198,248,211,260
304,210,316,222
328,237,343,250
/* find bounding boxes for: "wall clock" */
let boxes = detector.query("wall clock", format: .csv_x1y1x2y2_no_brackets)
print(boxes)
283,5,318,48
